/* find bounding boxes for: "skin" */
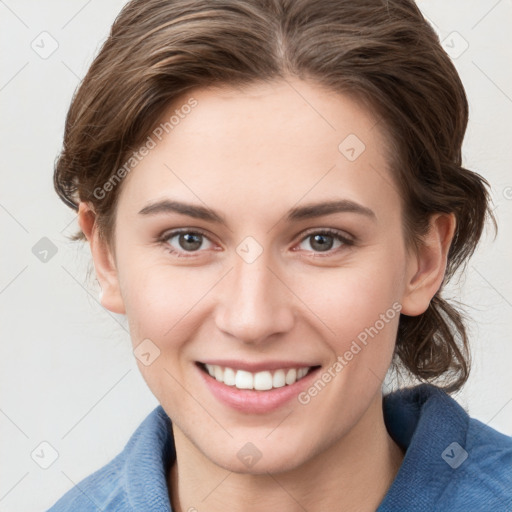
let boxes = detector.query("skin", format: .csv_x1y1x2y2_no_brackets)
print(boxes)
79,77,456,511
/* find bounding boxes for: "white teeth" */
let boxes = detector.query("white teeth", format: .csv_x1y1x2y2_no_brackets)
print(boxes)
203,364,312,390
285,368,297,385
272,369,286,388
214,365,223,382
235,370,253,389
223,367,236,386
254,371,273,391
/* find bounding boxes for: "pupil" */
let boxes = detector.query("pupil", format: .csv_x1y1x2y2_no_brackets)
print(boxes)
180,233,202,251
311,234,333,252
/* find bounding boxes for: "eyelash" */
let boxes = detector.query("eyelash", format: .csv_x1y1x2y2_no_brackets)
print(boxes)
157,227,355,258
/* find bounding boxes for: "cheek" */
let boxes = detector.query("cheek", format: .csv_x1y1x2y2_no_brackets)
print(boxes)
118,264,206,407
121,266,201,340
288,252,405,392
118,258,225,384
292,258,404,341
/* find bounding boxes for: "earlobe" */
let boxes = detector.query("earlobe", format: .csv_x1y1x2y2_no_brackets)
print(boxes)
400,213,456,316
78,202,126,315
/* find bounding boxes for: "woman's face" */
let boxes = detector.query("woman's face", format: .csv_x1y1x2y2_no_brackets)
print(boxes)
94,78,429,473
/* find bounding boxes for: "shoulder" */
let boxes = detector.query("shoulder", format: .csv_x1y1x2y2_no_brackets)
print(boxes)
45,452,130,511
46,406,174,512
440,416,512,509
380,384,512,511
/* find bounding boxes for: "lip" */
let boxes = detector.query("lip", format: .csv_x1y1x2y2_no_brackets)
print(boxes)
196,362,321,414
198,359,318,373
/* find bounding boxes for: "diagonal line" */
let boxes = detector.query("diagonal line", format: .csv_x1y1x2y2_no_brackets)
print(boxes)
0,1,29,28
200,471,233,502
471,61,512,106
368,162,400,198
61,369,131,439
367,366,383,383
485,397,512,427
366,365,393,395
0,408,29,438
61,60,82,81
163,267,234,336
0,265,28,295
367,365,388,388
164,164,234,234
60,471,104,511
266,164,337,234
0,61,29,92
0,472,29,503
282,76,336,131
265,473,310,511
368,110,385,134
61,0,92,29
471,0,503,30
163,367,233,437
0,202,29,232
471,265,512,308
265,410,293,438
60,265,129,332
60,214,78,233
265,266,336,337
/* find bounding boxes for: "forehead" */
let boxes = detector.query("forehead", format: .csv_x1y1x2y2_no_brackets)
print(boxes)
117,78,399,223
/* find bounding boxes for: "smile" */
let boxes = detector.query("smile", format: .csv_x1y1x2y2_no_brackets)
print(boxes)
200,363,317,391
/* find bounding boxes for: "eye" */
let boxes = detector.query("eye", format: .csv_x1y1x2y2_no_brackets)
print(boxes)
160,229,214,257
295,228,354,255
158,227,354,258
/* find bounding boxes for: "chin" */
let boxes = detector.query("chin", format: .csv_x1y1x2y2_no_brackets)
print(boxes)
222,455,303,476
203,438,313,476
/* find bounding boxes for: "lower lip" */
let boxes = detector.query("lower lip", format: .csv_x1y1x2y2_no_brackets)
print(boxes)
196,363,321,414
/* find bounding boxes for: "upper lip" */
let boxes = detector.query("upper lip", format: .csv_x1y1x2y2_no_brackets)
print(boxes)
198,360,320,373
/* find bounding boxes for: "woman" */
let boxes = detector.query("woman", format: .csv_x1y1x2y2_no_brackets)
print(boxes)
48,0,512,510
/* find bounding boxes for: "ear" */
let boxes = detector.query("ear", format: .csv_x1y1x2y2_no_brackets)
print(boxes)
78,202,126,314
400,213,456,316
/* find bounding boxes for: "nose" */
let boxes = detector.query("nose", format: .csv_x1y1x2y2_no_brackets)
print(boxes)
214,249,295,345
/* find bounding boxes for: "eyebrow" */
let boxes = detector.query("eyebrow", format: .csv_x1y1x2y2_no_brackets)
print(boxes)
138,198,376,224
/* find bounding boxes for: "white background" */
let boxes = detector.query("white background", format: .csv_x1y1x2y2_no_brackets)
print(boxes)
0,1,511,510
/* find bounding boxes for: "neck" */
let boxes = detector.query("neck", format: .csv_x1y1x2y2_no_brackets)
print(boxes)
168,391,404,512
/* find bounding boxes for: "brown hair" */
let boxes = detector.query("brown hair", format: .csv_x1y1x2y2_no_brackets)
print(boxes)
54,0,497,393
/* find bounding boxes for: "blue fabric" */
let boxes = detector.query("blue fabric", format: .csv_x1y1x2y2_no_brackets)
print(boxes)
377,384,512,511
46,384,512,511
